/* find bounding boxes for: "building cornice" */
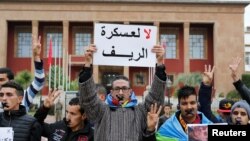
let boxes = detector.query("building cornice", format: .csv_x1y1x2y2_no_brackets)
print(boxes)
0,0,249,5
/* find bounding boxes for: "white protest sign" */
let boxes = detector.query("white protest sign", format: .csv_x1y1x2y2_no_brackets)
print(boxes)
0,127,14,141
94,23,157,67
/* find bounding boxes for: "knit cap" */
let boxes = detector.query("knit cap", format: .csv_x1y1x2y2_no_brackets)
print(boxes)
231,100,250,118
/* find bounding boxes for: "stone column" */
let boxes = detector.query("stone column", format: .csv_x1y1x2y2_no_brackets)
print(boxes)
62,21,69,118
31,20,39,73
63,21,69,90
183,22,190,73
93,65,99,82
0,20,7,67
123,21,130,77
154,21,160,43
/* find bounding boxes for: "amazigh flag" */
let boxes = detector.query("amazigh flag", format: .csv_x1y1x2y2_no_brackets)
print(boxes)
48,36,53,66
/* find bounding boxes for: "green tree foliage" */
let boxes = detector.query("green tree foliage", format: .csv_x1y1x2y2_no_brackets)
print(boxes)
173,72,202,97
48,65,78,91
218,92,225,98
226,89,241,102
69,79,79,91
15,70,32,89
173,72,202,87
15,70,40,113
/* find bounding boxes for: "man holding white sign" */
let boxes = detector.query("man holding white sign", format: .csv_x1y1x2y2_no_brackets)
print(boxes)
78,23,166,140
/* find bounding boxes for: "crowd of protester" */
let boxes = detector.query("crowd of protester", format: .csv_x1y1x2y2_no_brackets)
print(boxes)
1,38,250,141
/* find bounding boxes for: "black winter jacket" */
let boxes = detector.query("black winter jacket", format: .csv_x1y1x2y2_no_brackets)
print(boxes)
0,105,42,141
233,79,250,104
34,105,94,141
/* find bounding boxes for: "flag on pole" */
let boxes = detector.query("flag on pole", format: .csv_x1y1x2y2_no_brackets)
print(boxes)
48,36,53,89
48,36,53,66
54,39,57,89
58,42,61,87
62,48,65,91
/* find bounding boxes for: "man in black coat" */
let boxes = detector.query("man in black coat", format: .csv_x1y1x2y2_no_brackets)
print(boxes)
34,89,94,141
0,80,42,141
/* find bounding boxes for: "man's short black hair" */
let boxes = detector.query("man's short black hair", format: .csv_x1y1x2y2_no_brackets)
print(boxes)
111,75,130,88
1,80,24,96
177,85,197,103
0,67,14,80
69,97,84,114
164,103,172,109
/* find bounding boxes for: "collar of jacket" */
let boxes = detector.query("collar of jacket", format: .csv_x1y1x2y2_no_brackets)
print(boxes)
3,105,26,119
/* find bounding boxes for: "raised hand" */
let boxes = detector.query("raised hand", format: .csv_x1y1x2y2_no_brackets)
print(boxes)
229,57,241,81
202,64,215,86
147,103,162,132
84,44,97,67
151,44,165,65
32,35,42,61
43,89,63,108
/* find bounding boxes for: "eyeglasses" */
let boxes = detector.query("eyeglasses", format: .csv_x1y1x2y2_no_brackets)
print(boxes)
232,111,247,116
112,87,130,93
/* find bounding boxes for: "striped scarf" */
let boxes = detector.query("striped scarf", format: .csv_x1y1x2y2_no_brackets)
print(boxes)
179,114,201,133
105,92,138,108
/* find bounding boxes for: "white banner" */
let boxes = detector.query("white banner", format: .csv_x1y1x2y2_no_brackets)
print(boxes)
94,23,157,67
0,127,13,141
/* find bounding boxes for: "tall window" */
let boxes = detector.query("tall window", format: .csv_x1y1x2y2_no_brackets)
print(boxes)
73,26,92,55
245,52,250,65
45,27,63,58
189,28,207,59
160,28,179,59
15,26,32,57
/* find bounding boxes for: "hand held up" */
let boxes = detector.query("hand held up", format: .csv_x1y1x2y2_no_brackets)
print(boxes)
202,64,215,86
84,44,97,67
151,44,165,65
43,89,63,108
32,35,42,62
147,103,162,132
229,57,241,82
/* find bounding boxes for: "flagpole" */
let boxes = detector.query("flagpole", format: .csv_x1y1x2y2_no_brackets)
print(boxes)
69,54,71,90
48,35,53,90
66,51,68,91
54,39,57,89
148,67,150,86
58,41,61,87
49,64,51,89
62,47,65,91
